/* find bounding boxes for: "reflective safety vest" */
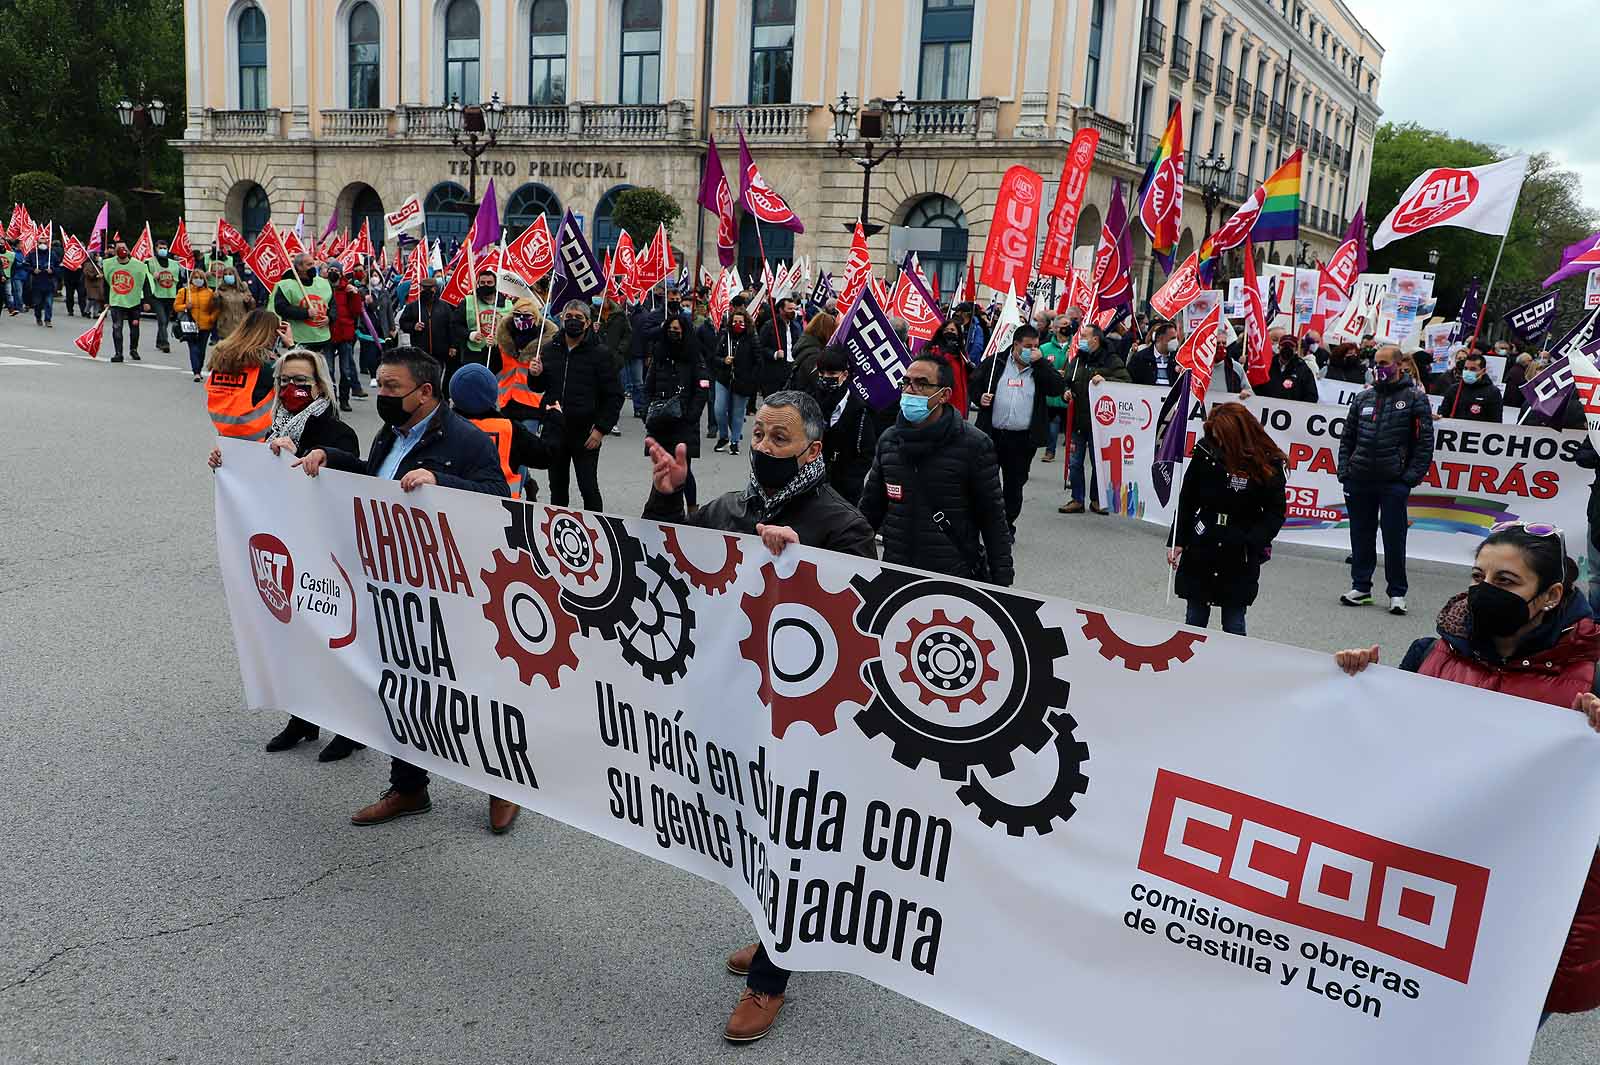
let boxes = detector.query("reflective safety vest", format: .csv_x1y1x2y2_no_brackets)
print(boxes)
206,364,273,441
496,344,542,412
467,415,522,498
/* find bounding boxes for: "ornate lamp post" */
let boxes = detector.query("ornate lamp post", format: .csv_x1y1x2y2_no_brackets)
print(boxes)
445,91,504,211
115,96,168,226
1191,150,1230,285
826,90,912,237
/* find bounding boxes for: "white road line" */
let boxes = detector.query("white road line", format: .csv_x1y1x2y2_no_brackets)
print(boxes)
0,355,54,366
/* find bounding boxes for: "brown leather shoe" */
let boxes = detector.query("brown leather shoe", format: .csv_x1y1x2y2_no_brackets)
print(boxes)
489,797,520,834
1089,501,1110,515
1058,500,1085,514
723,989,784,1042
350,788,431,826
726,942,760,976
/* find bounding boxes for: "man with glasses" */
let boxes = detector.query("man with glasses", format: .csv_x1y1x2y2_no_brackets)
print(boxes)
859,353,1014,585
528,300,624,511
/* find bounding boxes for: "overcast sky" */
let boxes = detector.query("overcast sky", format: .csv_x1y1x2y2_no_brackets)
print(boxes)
1345,0,1600,215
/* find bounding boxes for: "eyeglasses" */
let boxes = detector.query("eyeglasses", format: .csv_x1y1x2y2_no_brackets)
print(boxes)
900,377,943,395
280,374,315,387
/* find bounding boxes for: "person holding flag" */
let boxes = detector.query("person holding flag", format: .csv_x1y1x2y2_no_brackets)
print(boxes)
1060,325,1132,515
27,233,60,327
974,324,1069,537
272,252,336,364
102,240,151,362
147,237,184,353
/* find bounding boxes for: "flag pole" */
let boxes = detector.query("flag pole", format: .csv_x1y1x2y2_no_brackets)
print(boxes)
1470,182,1524,346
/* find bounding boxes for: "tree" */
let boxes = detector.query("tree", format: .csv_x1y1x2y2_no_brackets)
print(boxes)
60,186,126,240
611,187,683,247
8,171,64,218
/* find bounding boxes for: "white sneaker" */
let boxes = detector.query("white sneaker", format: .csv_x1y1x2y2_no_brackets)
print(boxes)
1388,596,1407,616
1339,589,1373,607
369,377,379,389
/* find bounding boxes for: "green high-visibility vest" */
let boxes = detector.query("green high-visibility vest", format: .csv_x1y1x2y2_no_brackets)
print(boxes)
273,274,334,344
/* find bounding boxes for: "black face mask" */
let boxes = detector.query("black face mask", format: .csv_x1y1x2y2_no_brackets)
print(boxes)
563,318,586,338
750,447,801,492
1468,581,1540,639
814,379,846,403
375,384,422,427
476,287,495,301
420,288,437,301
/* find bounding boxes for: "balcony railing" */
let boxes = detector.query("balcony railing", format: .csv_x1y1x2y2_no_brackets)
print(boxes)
400,105,453,136
1254,90,1268,118
501,104,569,137
1073,107,1130,163
319,109,392,138
208,108,280,138
1270,102,1285,128
1142,133,1161,164
1234,78,1252,111
1235,171,1251,199
1217,67,1234,100
1297,122,1310,146
1141,18,1167,60
1171,36,1192,78
713,103,814,141
905,99,982,138
580,104,670,139
1196,54,1214,88
1285,117,1298,141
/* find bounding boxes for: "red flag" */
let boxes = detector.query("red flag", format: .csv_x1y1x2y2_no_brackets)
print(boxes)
1138,105,1185,268
74,309,108,357
404,241,427,303
838,222,872,308
338,241,364,273
1039,128,1102,279
887,266,942,346
377,245,389,271
325,231,347,259
633,223,673,291
929,267,940,302
61,233,88,271
505,214,555,283
438,226,478,306
869,275,891,310
709,265,739,328
245,221,292,284
962,259,977,302
1148,251,1203,319
130,223,153,261
170,219,195,270
980,165,1045,295
612,230,639,302
737,126,804,233
18,221,38,255
1241,238,1271,386
216,218,250,255
6,203,29,241
280,227,306,259
1176,302,1222,402
353,219,374,257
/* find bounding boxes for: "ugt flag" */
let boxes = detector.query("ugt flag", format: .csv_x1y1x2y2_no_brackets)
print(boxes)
698,135,738,268
1372,156,1528,250
1137,104,1185,273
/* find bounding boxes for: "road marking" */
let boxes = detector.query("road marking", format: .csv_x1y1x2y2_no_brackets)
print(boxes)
24,347,66,355
0,355,54,366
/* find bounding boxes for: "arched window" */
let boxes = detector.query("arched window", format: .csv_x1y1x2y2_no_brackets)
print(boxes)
241,183,272,243
351,185,386,247
903,195,968,298
529,0,567,105
593,184,636,252
619,0,661,105
505,183,563,236
424,181,473,246
737,219,793,288
918,0,974,100
238,4,268,110
445,0,481,104
749,0,795,105
348,2,380,108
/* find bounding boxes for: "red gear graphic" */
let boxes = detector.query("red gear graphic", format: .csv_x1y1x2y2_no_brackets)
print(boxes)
480,549,580,689
894,609,1001,714
539,509,605,587
661,526,743,596
1077,609,1205,672
738,561,877,738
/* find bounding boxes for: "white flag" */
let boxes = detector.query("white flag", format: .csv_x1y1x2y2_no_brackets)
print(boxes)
1371,155,1527,250
385,194,426,234
979,280,1023,366
496,233,534,303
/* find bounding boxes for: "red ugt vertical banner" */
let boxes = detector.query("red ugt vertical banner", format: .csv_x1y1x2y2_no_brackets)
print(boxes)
1038,129,1101,279
980,165,1045,296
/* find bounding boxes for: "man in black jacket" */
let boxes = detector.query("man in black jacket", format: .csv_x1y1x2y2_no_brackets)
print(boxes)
757,296,803,399
972,324,1068,536
528,299,625,511
292,347,518,833
1127,319,1180,386
1439,351,1503,423
643,390,874,1044
861,353,1014,585
1336,344,1435,615
396,277,457,389
1254,336,1320,403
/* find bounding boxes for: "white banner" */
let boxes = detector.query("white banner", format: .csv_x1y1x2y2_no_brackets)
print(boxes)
212,442,1600,1065
1587,268,1600,310
1089,383,1589,563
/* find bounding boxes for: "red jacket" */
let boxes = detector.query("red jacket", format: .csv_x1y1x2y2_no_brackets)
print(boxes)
1412,593,1600,1014
329,282,363,344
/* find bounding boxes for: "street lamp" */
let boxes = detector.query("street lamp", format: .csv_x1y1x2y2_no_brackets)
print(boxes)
113,95,168,233
446,91,504,217
826,90,912,237
1427,248,1440,267
1298,241,1314,267
1191,151,1230,285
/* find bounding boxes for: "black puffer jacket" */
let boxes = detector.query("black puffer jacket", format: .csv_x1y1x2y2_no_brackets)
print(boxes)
644,335,709,458
1337,378,1435,486
644,477,878,560
1171,438,1288,608
712,326,762,393
1065,345,1133,434
1440,376,1504,423
529,332,625,440
1253,354,1320,404
859,406,1014,586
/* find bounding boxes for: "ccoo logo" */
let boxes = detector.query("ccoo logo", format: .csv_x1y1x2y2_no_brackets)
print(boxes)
1393,170,1479,235
249,533,295,624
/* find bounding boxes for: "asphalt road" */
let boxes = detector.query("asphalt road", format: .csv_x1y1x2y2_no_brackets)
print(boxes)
0,308,1590,1064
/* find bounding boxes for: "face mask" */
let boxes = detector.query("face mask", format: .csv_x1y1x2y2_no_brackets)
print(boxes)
1373,363,1398,382
900,393,932,423
511,313,535,332
1462,370,1480,385
1077,340,1091,353
476,286,495,301
563,318,586,338
815,378,846,401
299,268,315,282
750,446,801,491
1468,581,1540,639
224,274,236,285
278,384,315,413
156,249,169,260
421,288,437,300
1166,338,1180,353
732,321,747,334
375,383,422,427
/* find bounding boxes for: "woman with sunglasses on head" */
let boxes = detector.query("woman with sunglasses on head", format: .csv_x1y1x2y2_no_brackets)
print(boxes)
1335,522,1600,1026
208,347,364,762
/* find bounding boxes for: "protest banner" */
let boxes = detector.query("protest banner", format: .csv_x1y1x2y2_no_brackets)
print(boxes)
1588,269,1600,310
216,441,1600,1065
1090,383,1587,563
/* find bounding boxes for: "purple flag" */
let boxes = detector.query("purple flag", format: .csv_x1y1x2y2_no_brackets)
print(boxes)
1454,277,1481,341
1520,354,1576,418
1542,231,1600,289
1346,205,1368,275
547,208,605,312
1551,305,1600,359
698,135,737,268
1150,370,1192,506
1095,180,1135,313
805,271,835,318
834,280,912,412
1503,290,1560,342
470,178,499,254
320,210,340,242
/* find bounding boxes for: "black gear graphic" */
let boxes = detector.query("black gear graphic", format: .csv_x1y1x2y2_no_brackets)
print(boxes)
616,553,697,683
955,711,1090,836
851,570,1065,781
499,499,555,578
558,515,648,641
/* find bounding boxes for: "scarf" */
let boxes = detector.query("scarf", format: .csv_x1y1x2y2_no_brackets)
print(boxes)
745,453,828,521
271,396,331,447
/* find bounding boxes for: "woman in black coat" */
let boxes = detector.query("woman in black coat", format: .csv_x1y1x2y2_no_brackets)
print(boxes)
1167,402,1288,636
645,316,710,507
808,345,887,506
712,308,762,454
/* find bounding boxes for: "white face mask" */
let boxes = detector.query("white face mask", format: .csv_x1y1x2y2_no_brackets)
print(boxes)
1165,338,1180,353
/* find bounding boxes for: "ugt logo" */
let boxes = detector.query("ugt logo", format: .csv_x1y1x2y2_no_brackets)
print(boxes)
249,533,295,624
1393,169,1479,235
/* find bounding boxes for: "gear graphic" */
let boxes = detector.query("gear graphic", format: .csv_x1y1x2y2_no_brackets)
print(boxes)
852,570,1063,781
1077,609,1206,672
955,711,1090,836
480,549,580,689
738,560,878,738
558,516,648,642
895,609,1001,714
616,553,697,683
660,526,743,596
539,508,606,587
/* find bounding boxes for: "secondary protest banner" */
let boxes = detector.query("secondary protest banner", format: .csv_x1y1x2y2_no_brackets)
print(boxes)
1090,383,1587,563
216,442,1600,1065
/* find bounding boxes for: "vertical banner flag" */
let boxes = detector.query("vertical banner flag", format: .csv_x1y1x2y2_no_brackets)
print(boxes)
170,219,195,270
1039,127,1102,279
834,279,913,410
385,193,426,235
737,126,805,233
505,215,556,284
1093,180,1134,312
1456,277,1483,341
87,202,110,252
1148,251,1203,319
979,165,1046,295
1241,237,1272,386
1372,155,1529,249
1198,151,1302,278
130,222,153,261
1543,230,1600,289
1504,291,1560,342
547,209,606,311
73,308,108,357
246,222,292,283
1176,302,1222,401
839,222,873,309
699,134,739,268
1138,104,1185,273
1149,370,1193,506
471,179,501,254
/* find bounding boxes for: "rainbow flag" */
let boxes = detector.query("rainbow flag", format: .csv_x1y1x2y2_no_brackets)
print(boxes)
1137,105,1185,274
1199,150,1302,279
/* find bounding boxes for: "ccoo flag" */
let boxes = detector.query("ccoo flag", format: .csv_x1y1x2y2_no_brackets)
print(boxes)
1372,155,1527,250
1504,290,1560,343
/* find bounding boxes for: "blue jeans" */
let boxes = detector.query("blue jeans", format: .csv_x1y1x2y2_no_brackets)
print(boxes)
1186,600,1247,636
715,383,749,445
8,275,24,311
1346,481,1411,597
333,341,359,393
1068,430,1098,505
185,330,212,374
621,357,647,416
1044,409,1066,455
31,288,52,323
